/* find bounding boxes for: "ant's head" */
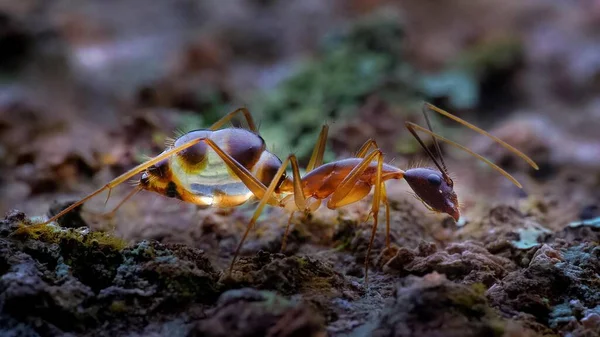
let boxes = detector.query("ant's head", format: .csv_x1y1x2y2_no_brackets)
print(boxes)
404,106,459,221
401,103,539,222
404,167,459,221
138,158,181,199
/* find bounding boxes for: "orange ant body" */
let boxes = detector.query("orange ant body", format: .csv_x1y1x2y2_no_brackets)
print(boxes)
30,104,538,283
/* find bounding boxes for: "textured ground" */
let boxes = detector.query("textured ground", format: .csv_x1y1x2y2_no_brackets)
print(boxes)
1,1,600,336
2,193,600,336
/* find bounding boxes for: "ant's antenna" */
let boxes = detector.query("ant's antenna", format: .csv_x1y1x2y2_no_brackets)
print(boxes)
405,106,451,182
404,103,539,188
422,104,448,174
424,103,539,170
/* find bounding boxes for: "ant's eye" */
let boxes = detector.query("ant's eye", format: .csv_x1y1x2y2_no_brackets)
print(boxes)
427,174,442,186
140,173,149,186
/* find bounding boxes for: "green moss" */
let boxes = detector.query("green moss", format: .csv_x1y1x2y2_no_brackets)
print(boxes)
248,10,419,161
296,256,309,268
331,218,359,249
127,240,158,260
14,222,127,251
11,221,126,292
470,282,487,297
109,300,127,313
447,286,485,309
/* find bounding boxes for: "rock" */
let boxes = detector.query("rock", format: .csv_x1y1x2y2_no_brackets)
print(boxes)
487,243,600,335
0,215,220,336
114,241,219,306
226,251,348,296
372,273,535,337
384,241,515,286
189,288,326,337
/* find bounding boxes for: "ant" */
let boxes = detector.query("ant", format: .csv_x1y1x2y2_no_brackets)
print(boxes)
24,103,538,284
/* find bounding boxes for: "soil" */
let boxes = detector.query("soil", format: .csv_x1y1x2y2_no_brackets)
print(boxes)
1,1,600,337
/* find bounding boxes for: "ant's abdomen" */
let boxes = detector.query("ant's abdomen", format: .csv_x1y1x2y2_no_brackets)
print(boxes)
166,128,277,207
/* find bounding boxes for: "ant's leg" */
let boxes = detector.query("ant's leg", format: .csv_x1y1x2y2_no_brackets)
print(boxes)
36,138,206,227
306,124,329,172
355,139,379,158
288,154,307,210
324,149,383,285
356,142,392,248
353,140,394,253
229,154,294,275
209,107,258,132
327,149,381,208
382,184,391,248
201,139,276,204
280,211,296,252
363,152,383,285
278,153,310,252
103,185,143,218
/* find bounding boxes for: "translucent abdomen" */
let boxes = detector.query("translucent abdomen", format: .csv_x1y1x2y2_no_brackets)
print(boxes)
163,128,281,207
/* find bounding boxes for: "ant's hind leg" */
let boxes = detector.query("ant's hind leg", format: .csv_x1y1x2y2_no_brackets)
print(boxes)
26,138,206,229
209,107,258,132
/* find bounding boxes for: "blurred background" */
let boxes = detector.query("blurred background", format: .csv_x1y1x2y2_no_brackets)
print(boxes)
1,0,600,239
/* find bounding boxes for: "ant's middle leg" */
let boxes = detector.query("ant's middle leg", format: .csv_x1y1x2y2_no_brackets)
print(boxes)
228,154,303,274
326,149,385,285
356,140,394,249
277,126,329,250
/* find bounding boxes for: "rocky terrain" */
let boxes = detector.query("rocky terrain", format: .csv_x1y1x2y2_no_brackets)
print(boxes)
1,1,600,336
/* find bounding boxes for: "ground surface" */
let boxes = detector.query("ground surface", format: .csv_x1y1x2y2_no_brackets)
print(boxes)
1,1,600,336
